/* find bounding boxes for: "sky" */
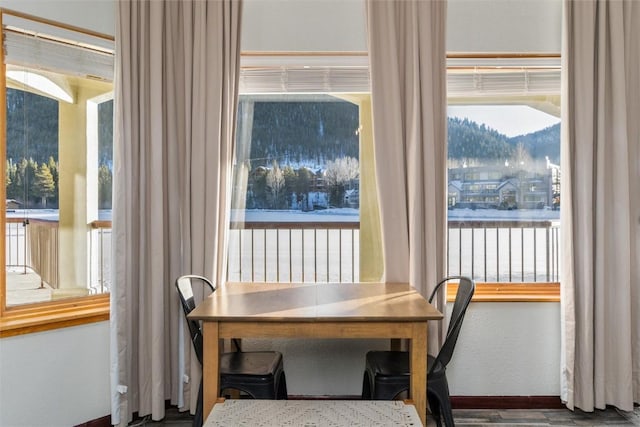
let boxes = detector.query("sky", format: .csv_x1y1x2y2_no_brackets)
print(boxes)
447,105,561,137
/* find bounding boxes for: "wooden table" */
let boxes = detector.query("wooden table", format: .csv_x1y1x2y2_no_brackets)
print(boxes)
188,282,442,426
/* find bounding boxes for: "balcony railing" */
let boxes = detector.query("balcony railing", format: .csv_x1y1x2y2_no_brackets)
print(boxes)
227,221,360,283
4,218,110,299
226,219,559,283
90,221,112,294
447,220,560,282
6,217,59,288
5,218,560,297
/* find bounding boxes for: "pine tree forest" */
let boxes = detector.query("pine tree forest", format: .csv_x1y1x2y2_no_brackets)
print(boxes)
5,91,558,211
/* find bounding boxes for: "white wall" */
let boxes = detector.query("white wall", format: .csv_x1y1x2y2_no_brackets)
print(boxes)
447,303,561,395
242,0,562,53
0,0,115,36
447,0,562,53
0,322,111,427
0,1,563,424
242,0,367,52
243,302,561,397
0,306,560,427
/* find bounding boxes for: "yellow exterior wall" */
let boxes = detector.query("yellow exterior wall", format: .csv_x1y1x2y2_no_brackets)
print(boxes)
356,97,383,282
57,78,111,290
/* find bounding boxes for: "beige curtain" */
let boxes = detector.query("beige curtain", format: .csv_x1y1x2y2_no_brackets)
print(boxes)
111,0,242,424
561,0,640,412
366,0,448,348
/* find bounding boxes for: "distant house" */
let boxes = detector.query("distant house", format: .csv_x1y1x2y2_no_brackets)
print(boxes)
447,181,463,207
343,188,359,207
6,199,21,210
448,166,553,210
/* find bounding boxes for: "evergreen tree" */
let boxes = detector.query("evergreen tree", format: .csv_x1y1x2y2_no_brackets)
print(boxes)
33,163,55,206
6,88,58,164
251,168,268,209
47,156,59,206
282,165,297,208
6,159,20,201
98,164,113,209
294,167,314,210
98,100,114,166
5,160,12,190
266,161,286,209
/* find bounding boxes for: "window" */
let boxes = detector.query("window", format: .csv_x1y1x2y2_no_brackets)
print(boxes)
228,55,560,298
230,54,561,297
230,94,361,283
1,10,113,335
446,56,561,285
229,56,377,283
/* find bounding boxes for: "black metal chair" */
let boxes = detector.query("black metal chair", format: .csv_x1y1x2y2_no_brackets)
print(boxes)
175,275,287,427
361,276,475,427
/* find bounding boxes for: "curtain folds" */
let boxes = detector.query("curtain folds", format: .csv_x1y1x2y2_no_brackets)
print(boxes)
366,0,448,349
561,0,640,412
111,0,242,423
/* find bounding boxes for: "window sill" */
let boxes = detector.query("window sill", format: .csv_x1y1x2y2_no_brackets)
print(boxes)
0,294,109,338
0,283,558,337
447,282,560,302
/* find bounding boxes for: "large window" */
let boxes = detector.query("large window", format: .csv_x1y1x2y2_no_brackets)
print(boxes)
1,10,114,323
446,57,561,284
230,55,561,289
446,104,560,283
229,94,365,283
229,56,375,283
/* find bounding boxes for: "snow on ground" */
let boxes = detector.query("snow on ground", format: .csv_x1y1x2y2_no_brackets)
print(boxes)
7,207,560,223
231,208,559,223
230,208,359,223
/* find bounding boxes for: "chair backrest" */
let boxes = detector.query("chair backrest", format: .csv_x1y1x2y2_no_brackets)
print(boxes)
428,276,475,373
175,275,216,366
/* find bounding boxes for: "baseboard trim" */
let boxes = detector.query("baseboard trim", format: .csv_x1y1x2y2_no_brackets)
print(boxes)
73,414,110,427
450,395,565,409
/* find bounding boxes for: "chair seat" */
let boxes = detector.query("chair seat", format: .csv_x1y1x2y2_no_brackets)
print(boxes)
220,351,283,379
366,351,440,380
219,350,287,400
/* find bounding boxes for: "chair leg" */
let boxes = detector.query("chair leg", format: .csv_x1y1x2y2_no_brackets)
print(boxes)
277,372,288,399
439,393,455,427
361,371,372,399
428,392,442,427
428,376,455,427
194,380,203,427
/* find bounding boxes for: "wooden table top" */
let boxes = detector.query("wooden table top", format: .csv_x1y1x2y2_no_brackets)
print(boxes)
188,282,443,322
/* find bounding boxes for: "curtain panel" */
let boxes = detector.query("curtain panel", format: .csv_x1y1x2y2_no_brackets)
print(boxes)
561,0,640,412
366,0,448,349
111,0,242,423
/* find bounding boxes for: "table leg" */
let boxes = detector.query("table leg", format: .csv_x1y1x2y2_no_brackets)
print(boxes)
202,321,220,420
410,321,428,426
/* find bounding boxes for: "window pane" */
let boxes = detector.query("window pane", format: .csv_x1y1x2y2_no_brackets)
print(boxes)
447,104,561,282
229,94,361,283
3,16,114,306
98,99,113,211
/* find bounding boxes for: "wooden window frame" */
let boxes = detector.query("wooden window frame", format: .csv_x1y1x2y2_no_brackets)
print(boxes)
1,43,560,337
0,9,112,338
447,282,560,303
